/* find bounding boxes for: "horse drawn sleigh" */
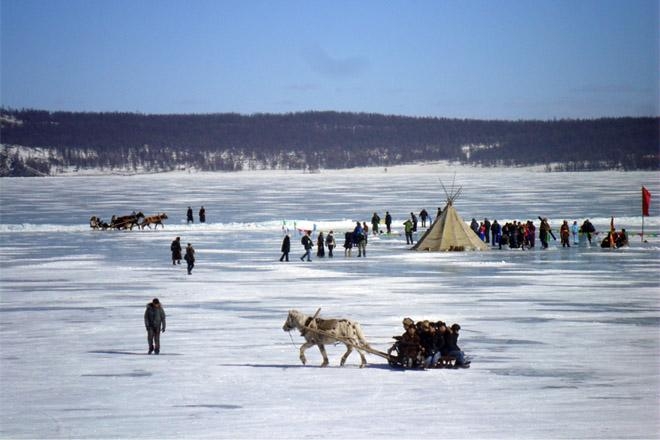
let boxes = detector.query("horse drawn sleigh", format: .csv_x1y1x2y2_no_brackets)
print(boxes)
282,309,468,370
89,212,168,230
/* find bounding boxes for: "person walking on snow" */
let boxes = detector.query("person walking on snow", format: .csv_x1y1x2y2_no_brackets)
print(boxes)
170,236,182,265
326,231,336,257
184,243,195,274
279,234,290,261
186,207,194,224
300,230,313,261
144,298,166,355
317,232,325,257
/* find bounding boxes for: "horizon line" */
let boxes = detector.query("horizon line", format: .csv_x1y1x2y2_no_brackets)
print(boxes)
2,107,658,123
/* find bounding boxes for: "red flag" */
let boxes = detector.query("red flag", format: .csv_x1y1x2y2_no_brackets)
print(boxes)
642,186,651,216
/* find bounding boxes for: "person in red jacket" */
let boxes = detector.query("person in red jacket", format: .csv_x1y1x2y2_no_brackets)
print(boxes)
560,220,571,247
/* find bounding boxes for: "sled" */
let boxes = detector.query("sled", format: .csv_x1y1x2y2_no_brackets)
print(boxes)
384,340,465,370
299,315,468,370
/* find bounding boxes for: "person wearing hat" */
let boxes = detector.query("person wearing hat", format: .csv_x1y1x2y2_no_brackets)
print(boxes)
144,298,166,355
398,323,421,368
445,323,469,367
388,318,420,367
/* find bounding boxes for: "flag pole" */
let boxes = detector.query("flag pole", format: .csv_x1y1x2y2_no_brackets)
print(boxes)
641,186,652,242
641,214,644,242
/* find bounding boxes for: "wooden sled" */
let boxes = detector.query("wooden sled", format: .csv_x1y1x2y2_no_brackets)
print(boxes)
385,341,461,370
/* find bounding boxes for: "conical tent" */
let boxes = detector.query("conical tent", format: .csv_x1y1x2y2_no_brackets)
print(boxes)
412,200,489,252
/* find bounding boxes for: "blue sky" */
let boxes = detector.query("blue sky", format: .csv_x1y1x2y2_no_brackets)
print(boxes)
1,0,658,119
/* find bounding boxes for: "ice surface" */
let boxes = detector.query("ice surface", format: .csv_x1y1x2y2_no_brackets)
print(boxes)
1,164,659,439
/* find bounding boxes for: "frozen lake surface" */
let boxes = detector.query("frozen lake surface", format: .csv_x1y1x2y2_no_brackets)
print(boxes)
1,164,659,439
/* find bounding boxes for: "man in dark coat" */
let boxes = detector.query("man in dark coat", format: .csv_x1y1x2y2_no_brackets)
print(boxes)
539,218,550,249
483,218,491,243
184,243,195,274
371,212,380,235
186,206,194,224
490,220,500,247
316,232,325,257
470,218,479,234
171,237,182,265
198,206,206,223
144,298,166,355
279,234,290,262
581,219,596,244
398,322,421,368
445,323,469,367
419,209,429,228
385,212,392,234
300,231,313,261
419,320,441,368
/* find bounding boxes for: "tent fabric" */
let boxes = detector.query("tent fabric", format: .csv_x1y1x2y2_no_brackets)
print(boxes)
412,202,489,252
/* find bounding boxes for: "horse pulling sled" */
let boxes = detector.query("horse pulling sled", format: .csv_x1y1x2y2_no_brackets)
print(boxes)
282,309,466,370
89,212,169,231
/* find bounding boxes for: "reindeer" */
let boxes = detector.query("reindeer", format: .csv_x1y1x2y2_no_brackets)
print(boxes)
282,309,370,367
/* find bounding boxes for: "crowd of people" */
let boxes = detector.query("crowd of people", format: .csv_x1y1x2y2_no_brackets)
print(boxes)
388,317,470,369
469,216,629,250
284,210,432,262
279,221,372,262
172,205,631,281
278,207,634,263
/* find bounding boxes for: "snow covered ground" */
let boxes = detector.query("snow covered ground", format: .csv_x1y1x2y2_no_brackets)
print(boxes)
1,164,659,439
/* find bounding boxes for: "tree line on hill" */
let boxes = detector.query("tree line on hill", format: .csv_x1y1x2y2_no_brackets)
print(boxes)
0,108,657,176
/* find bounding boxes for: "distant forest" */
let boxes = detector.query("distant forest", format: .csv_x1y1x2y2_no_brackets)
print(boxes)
0,108,658,176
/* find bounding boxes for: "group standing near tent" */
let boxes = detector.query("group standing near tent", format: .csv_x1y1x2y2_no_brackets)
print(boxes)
273,185,650,258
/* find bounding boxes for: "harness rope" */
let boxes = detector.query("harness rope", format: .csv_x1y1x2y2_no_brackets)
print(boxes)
286,330,298,349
